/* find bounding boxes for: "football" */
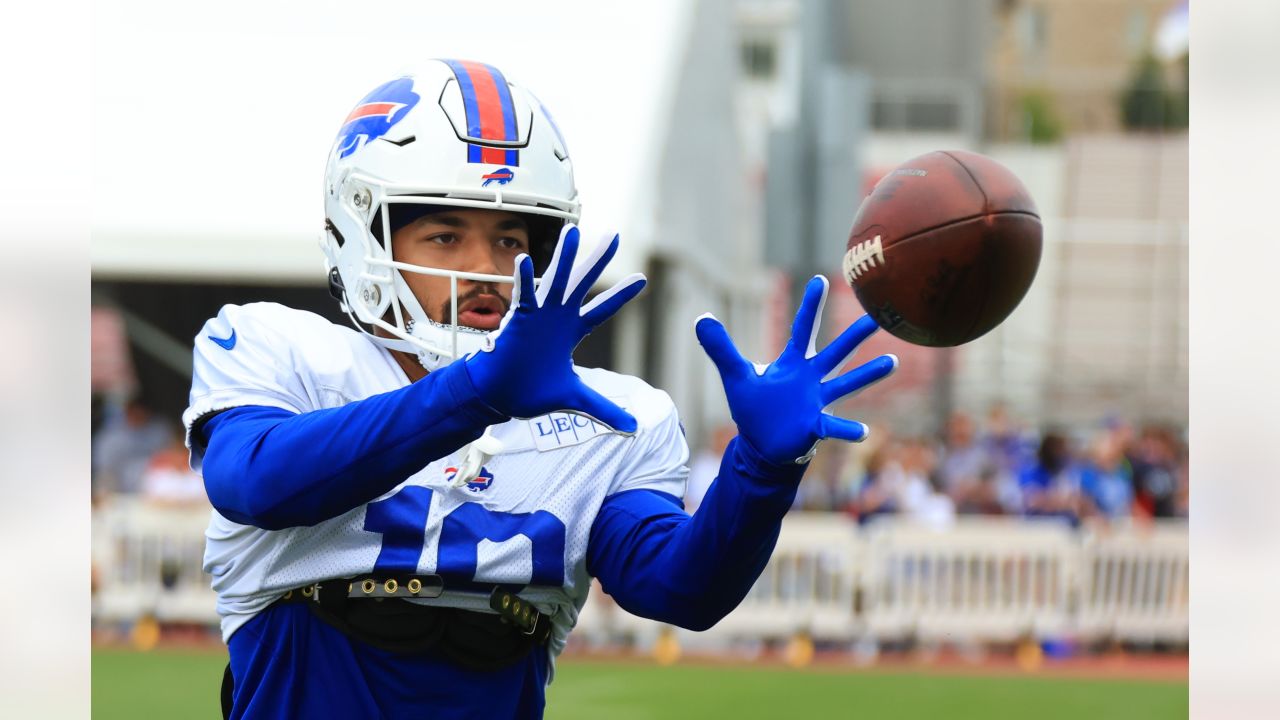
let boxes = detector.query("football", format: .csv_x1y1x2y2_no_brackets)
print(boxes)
842,150,1042,347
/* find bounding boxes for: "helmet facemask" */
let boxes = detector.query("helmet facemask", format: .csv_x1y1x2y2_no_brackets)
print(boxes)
378,198,538,372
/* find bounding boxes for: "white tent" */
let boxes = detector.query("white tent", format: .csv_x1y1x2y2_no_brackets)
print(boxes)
92,0,695,285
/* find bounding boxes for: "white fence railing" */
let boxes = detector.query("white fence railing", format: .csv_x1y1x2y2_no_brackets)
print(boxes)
859,518,1078,643
1076,522,1190,643
92,501,1188,644
92,499,218,624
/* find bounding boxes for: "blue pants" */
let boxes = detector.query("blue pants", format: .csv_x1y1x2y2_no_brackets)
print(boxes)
224,603,549,719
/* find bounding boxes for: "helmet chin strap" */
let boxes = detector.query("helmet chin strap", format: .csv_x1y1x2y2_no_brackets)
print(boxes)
381,255,514,486
413,348,449,374
402,314,507,487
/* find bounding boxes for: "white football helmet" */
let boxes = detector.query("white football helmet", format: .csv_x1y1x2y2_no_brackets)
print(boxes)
322,59,580,371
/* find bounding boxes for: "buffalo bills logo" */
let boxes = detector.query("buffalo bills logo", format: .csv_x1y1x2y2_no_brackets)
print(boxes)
445,466,495,492
335,77,420,159
481,168,514,187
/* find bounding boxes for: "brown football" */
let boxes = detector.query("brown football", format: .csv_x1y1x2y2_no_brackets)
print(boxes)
842,150,1042,347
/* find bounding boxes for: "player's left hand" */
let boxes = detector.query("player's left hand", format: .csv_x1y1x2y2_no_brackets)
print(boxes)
696,275,898,465
464,224,647,433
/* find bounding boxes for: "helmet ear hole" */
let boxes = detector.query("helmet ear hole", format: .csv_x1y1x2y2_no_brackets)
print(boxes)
525,216,565,274
369,208,386,248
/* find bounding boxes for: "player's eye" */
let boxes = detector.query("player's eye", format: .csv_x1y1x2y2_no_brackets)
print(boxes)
496,236,528,251
428,233,459,245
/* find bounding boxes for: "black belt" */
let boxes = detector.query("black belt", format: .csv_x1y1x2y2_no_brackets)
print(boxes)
224,577,555,719
272,574,554,661
279,573,446,604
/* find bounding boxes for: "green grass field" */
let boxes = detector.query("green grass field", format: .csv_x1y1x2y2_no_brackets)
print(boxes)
93,648,1187,719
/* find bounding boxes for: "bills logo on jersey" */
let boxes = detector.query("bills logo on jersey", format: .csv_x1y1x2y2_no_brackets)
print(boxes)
481,168,514,187
335,77,420,159
445,465,495,492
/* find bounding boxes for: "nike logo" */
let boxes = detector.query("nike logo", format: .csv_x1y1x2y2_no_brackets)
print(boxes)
209,329,237,350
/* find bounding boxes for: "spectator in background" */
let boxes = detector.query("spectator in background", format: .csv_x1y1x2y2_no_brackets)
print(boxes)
832,421,884,512
1018,431,1084,526
1174,430,1189,517
795,438,851,511
936,411,1008,514
91,397,172,498
852,436,953,528
1129,425,1181,518
1079,428,1134,521
140,428,209,507
683,424,736,515
898,437,955,529
981,402,1034,479
849,435,903,523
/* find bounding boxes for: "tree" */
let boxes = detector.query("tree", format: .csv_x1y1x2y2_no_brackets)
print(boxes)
1120,52,1188,131
1019,89,1064,144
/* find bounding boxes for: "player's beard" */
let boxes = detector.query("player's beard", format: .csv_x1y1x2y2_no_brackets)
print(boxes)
441,283,511,330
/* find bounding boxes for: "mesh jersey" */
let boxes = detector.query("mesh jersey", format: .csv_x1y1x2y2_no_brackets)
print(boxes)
183,302,689,661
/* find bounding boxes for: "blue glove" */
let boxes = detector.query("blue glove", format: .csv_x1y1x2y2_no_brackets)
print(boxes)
464,224,647,433
696,275,898,465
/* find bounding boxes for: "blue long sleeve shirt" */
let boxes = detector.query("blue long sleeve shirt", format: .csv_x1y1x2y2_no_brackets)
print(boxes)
197,360,806,630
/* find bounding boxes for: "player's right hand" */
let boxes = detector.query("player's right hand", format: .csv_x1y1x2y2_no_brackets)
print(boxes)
463,224,646,434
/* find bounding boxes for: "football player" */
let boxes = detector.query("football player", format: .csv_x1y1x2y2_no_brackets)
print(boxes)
186,60,898,719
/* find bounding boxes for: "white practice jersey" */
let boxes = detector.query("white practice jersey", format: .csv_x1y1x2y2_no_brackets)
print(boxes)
183,302,689,662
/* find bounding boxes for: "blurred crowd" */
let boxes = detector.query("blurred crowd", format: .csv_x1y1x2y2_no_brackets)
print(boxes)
92,397,1188,529
688,404,1189,528
91,397,207,509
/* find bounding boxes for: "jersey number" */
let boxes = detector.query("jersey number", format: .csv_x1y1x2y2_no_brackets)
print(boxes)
363,487,567,589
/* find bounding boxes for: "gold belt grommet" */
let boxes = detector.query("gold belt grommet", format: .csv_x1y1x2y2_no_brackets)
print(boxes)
301,586,314,598
407,578,422,595
361,579,376,594
383,579,398,594
502,595,511,610
283,590,293,600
